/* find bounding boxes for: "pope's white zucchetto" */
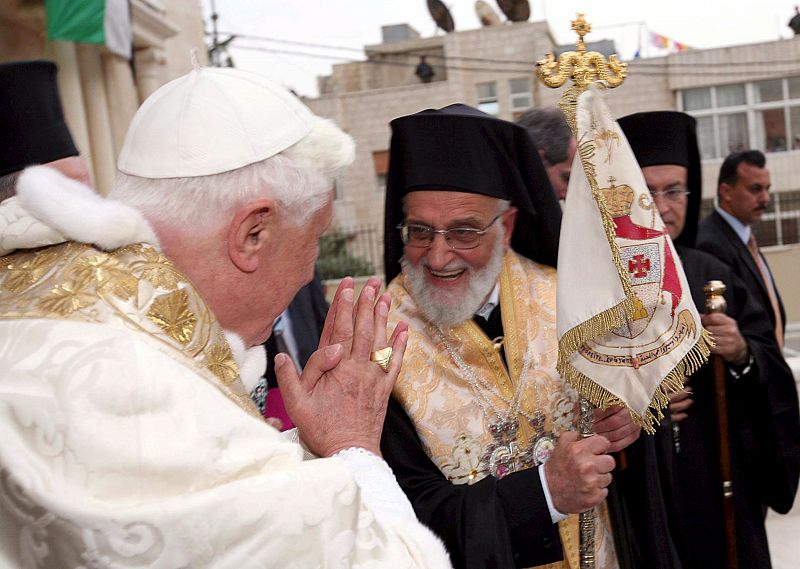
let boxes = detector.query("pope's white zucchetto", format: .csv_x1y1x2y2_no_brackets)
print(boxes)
117,67,316,179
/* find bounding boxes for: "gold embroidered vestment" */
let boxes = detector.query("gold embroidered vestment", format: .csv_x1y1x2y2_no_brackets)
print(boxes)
388,251,618,569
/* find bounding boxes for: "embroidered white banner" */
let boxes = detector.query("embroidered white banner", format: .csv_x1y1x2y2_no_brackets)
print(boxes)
556,84,711,431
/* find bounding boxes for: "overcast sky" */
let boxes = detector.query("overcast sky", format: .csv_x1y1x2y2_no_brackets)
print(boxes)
200,0,800,97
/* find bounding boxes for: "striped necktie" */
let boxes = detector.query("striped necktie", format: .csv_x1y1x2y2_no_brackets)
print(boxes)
747,233,784,350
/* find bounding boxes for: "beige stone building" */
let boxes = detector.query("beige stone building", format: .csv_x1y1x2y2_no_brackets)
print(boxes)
305,21,800,327
0,0,207,195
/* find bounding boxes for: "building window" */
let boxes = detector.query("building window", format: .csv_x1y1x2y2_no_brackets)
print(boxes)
680,77,800,158
509,78,532,119
717,84,746,107
476,81,499,116
683,87,712,111
756,190,800,247
701,191,800,247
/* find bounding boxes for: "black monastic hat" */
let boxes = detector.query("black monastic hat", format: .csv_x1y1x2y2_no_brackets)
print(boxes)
617,111,702,248
0,60,79,176
383,104,561,283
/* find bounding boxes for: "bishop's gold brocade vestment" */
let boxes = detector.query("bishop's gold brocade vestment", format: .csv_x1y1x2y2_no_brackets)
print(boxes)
386,251,619,569
0,168,452,569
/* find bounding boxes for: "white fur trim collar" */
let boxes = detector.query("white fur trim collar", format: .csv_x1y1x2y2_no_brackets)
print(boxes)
224,330,268,393
0,166,158,255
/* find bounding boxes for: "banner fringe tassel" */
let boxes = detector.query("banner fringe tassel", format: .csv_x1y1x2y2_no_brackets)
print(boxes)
560,328,713,434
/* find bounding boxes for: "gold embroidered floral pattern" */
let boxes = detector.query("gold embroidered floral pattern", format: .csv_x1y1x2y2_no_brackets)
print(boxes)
204,342,239,385
2,249,61,294
38,279,96,316
136,247,182,291
147,290,197,345
0,241,260,418
593,126,620,164
71,254,138,301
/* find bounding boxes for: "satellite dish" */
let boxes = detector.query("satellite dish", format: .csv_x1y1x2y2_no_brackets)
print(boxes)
427,0,455,33
496,0,531,22
475,1,502,27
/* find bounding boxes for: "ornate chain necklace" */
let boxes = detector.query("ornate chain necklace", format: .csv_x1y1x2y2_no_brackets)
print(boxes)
436,325,557,479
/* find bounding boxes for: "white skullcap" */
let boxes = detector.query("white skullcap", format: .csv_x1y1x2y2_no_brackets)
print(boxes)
118,67,315,178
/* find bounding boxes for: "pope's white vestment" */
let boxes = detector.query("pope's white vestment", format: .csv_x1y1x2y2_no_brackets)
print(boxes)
0,167,451,569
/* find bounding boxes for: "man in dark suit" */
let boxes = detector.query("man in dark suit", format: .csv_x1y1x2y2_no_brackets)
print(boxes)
697,150,786,351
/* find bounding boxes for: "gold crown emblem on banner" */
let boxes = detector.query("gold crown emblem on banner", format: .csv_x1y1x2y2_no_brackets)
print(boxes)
598,177,634,217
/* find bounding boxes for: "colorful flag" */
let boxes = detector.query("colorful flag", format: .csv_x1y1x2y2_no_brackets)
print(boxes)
648,30,690,53
45,0,132,59
556,84,711,432
650,31,668,49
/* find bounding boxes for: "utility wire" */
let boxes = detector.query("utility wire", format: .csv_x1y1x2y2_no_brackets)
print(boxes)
216,29,800,70
233,43,800,78
216,31,365,53
233,44,534,74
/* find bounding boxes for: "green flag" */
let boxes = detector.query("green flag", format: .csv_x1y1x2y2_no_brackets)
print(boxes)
46,0,132,59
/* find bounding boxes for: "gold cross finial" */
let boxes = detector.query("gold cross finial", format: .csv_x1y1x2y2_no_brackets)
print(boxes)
535,14,628,132
536,14,627,92
571,14,591,51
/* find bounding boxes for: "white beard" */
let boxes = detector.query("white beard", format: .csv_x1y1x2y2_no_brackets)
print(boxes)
402,234,505,328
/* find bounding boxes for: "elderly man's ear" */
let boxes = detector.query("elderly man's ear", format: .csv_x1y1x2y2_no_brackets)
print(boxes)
228,199,278,273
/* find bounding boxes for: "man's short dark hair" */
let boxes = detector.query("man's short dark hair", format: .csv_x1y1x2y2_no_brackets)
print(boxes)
717,149,766,191
515,108,573,165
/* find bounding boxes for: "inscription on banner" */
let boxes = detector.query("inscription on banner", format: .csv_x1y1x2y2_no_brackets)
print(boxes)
580,310,698,368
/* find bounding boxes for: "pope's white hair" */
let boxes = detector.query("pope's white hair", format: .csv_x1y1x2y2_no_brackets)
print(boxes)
110,117,354,231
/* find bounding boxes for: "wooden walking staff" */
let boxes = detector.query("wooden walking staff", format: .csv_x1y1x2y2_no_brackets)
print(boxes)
535,14,628,569
704,280,738,569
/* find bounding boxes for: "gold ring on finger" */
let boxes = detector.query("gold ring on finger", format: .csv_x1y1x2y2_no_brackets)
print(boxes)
369,346,392,373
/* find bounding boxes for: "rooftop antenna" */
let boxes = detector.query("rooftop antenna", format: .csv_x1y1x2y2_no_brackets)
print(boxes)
496,0,531,22
427,0,455,33
476,1,502,27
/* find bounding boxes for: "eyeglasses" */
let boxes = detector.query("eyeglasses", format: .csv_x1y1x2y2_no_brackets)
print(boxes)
650,188,690,202
398,213,504,250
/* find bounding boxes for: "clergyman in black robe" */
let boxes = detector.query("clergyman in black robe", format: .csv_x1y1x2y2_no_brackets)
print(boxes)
619,111,800,569
379,104,684,569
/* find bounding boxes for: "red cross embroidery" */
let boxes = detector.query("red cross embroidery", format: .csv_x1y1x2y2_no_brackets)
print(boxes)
628,254,650,278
